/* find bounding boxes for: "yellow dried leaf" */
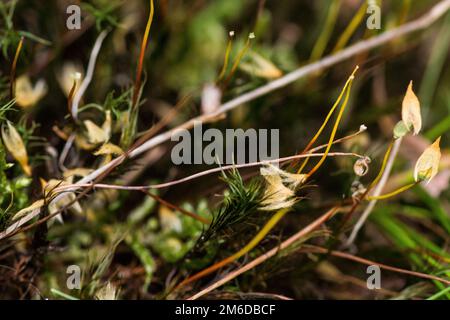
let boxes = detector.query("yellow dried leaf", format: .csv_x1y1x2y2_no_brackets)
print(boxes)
63,168,93,179
240,51,283,79
102,110,112,139
74,135,96,150
95,282,117,300
94,143,123,156
14,75,47,108
84,120,108,144
414,137,441,183
262,164,306,190
402,81,421,135
12,199,45,221
260,165,297,211
1,121,31,176
41,179,83,222
42,179,66,195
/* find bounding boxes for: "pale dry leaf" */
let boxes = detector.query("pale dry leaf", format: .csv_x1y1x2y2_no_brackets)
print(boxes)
94,143,124,156
240,51,283,79
42,179,83,222
14,75,47,108
63,168,94,179
1,121,31,176
260,165,297,211
74,134,97,150
95,282,117,300
84,120,109,145
102,110,112,139
12,199,45,221
261,164,306,190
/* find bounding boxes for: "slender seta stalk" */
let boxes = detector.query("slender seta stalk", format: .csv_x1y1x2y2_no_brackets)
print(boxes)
222,34,254,88
295,66,359,173
10,36,24,100
368,139,394,191
217,32,234,82
366,182,418,201
132,0,154,110
305,68,357,178
67,79,77,114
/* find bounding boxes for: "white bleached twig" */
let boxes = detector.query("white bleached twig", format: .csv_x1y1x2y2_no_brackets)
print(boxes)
53,151,365,193
71,30,109,119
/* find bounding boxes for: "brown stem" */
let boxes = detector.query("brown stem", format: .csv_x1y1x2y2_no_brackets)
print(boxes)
141,190,210,225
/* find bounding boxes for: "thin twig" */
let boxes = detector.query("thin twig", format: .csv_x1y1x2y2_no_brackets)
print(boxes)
302,245,450,286
10,36,24,100
53,152,364,193
141,190,210,224
58,133,75,171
